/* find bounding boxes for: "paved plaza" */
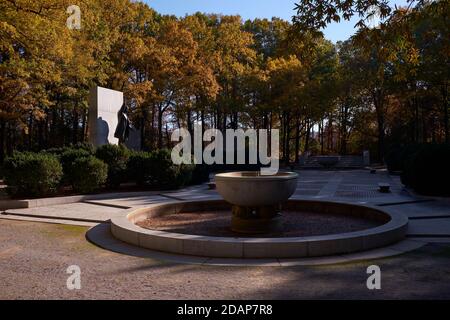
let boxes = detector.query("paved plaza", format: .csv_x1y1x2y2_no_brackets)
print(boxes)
2,170,449,241
1,169,449,299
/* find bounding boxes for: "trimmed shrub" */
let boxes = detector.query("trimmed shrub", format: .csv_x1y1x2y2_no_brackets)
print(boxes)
3,152,63,197
176,163,196,187
43,143,95,157
148,149,177,187
148,149,194,189
385,144,424,173
190,164,211,185
95,144,130,188
127,149,194,189
59,148,92,184
385,147,404,173
127,151,153,187
401,144,450,196
70,156,108,193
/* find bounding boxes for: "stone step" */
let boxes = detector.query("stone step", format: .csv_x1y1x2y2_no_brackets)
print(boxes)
301,156,364,168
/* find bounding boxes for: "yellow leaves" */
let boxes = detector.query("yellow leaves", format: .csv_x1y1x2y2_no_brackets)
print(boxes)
125,80,154,106
407,47,420,65
267,55,302,73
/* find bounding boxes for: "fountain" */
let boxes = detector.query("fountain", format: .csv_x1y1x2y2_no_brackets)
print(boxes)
214,171,298,234
109,171,408,259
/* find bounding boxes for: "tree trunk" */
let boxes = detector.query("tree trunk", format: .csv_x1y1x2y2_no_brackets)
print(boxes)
0,119,5,163
6,121,13,156
72,102,79,145
157,104,163,149
320,118,324,154
340,105,348,155
81,109,87,143
327,113,333,152
304,120,311,153
295,117,300,163
442,85,449,144
28,113,33,150
38,120,44,150
140,105,148,151
373,89,386,161
201,110,205,152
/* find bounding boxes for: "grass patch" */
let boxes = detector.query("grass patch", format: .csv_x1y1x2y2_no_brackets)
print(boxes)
40,224,88,239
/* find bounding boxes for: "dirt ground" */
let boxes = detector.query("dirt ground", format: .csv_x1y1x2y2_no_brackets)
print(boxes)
0,219,449,300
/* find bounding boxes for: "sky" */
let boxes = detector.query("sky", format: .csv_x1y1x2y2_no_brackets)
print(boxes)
144,0,409,43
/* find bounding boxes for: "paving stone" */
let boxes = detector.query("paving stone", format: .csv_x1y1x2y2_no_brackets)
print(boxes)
0,215,97,227
84,195,169,208
408,218,450,236
383,201,450,218
6,203,126,222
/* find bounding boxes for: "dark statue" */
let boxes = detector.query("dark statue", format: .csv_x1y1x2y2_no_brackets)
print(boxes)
114,104,134,144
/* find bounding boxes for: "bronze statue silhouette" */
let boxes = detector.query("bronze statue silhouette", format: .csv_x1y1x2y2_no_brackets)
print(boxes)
114,104,133,144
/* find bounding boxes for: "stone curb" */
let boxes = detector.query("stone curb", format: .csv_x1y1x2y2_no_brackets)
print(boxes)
88,224,426,267
110,199,409,259
0,190,164,211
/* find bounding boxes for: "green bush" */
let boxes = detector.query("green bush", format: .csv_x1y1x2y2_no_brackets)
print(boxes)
59,148,92,184
385,144,424,173
190,164,211,185
176,163,196,187
127,151,153,187
385,147,404,173
127,149,194,189
43,143,95,157
3,152,63,197
401,144,450,196
95,144,130,188
149,149,177,187
70,156,108,193
148,149,194,189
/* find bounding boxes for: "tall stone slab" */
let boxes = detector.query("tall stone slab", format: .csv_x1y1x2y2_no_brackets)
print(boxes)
363,150,370,166
88,86,123,147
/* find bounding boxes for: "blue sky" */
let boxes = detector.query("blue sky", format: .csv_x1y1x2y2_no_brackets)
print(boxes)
144,0,409,43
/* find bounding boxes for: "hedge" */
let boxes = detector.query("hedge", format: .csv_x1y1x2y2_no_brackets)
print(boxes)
3,152,63,197
385,144,424,173
128,149,194,189
95,144,130,188
43,143,95,157
190,164,211,185
401,144,450,196
2,145,202,197
70,156,108,193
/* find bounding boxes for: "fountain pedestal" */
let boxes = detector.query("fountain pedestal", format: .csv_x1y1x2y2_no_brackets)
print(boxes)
231,205,282,234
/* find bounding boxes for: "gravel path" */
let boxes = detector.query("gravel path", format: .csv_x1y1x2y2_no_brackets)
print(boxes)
1,219,450,300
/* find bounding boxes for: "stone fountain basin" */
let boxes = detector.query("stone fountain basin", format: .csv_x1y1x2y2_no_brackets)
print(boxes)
215,171,298,207
110,199,409,259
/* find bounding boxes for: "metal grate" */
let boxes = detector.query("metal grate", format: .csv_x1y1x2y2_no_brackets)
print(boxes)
294,189,321,196
334,190,385,199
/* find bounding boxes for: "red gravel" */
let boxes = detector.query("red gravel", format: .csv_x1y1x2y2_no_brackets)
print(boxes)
136,210,382,238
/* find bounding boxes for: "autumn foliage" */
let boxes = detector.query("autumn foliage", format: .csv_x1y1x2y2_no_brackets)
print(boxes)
0,0,448,165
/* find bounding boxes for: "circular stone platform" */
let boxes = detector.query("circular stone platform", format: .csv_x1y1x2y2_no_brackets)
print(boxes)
110,200,409,259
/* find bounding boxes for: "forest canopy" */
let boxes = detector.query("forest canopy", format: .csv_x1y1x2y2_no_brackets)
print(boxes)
0,0,448,163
